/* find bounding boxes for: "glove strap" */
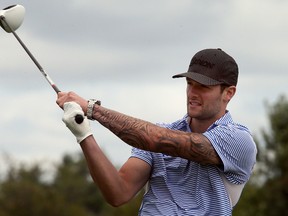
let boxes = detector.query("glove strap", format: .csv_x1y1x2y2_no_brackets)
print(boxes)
87,99,101,120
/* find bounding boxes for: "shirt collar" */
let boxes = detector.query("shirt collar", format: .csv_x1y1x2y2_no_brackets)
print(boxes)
185,111,234,132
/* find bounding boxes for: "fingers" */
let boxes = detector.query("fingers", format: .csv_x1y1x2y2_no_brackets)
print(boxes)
63,100,82,111
56,91,77,108
56,91,88,114
56,91,67,109
62,102,92,143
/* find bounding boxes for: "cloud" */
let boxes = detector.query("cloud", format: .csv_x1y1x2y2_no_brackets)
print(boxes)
0,0,288,169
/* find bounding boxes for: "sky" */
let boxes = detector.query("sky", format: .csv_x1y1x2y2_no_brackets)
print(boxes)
0,0,287,173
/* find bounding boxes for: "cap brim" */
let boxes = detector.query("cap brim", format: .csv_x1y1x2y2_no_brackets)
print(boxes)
172,72,223,86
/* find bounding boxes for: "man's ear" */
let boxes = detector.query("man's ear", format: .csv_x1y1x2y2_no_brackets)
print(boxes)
223,86,236,103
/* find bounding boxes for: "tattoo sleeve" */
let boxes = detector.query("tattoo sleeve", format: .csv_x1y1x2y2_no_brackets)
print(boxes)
93,105,222,165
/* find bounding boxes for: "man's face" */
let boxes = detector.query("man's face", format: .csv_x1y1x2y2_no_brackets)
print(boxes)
186,78,226,122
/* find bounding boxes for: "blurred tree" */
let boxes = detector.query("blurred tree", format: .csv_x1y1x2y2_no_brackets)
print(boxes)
0,163,87,216
6,95,288,215
234,95,288,216
0,152,142,215
101,189,144,216
52,153,105,214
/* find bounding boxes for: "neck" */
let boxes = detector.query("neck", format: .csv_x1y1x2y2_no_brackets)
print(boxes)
189,111,227,133
189,118,212,133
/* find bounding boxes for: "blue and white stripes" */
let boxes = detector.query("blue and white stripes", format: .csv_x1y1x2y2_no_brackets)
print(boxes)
131,111,257,216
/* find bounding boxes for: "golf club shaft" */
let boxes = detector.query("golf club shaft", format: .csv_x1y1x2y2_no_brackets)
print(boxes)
1,15,84,124
1,16,60,93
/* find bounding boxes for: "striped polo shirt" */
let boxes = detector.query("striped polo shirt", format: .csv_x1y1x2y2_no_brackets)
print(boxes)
131,111,257,216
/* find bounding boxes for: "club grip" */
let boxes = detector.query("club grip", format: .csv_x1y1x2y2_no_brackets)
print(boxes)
56,89,83,124
75,114,84,124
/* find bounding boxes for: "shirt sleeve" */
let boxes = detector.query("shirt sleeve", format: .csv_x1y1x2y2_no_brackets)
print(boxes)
130,147,153,167
203,124,257,184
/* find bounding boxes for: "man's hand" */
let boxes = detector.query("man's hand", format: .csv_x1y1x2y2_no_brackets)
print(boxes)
57,92,89,114
62,102,92,143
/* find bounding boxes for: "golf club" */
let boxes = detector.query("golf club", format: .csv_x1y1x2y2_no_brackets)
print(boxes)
0,4,83,124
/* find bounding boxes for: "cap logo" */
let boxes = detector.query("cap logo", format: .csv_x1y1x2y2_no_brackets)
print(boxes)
190,57,215,69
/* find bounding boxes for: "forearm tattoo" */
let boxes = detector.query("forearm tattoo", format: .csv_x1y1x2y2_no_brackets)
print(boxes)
94,106,221,165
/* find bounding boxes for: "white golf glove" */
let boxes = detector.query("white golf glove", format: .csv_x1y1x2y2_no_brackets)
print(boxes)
62,102,92,143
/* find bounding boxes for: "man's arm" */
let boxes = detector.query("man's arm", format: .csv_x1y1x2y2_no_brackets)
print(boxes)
80,136,151,207
93,104,221,165
59,101,151,206
56,91,221,165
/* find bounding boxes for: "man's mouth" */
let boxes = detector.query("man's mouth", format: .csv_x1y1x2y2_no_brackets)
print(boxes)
189,100,201,107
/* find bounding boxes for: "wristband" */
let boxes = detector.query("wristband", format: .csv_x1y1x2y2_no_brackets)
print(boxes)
87,99,101,120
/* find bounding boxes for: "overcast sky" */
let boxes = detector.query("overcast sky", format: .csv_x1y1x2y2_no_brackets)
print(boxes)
1,0,287,172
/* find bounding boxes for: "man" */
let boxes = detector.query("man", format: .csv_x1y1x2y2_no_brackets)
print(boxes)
57,48,257,215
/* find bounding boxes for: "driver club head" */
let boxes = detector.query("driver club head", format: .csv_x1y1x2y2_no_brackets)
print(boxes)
0,4,25,33
0,4,84,124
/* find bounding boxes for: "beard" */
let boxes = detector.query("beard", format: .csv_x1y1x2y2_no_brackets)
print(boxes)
187,100,222,121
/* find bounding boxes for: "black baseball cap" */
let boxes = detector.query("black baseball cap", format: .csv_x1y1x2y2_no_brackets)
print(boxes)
173,48,238,86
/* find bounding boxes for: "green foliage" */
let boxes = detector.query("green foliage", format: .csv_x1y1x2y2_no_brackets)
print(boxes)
0,162,88,216
1,95,288,215
0,153,141,215
52,154,105,213
233,95,288,216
